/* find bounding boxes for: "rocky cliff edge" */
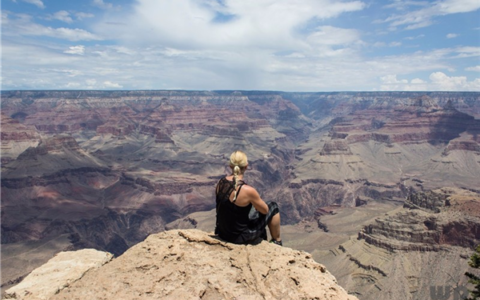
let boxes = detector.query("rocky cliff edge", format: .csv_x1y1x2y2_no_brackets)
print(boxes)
4,229,358,300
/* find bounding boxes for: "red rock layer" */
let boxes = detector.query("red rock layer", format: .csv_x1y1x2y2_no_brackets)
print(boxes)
358,189,480,251
1,113,39,141
330,97,479,145
1,95,304,140
1,113,40,164
320,140,353,155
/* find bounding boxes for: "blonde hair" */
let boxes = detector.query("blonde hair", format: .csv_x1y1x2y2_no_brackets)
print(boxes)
229,150,248,202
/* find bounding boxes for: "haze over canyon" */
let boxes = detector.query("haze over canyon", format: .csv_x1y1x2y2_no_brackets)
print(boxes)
1,90,479,300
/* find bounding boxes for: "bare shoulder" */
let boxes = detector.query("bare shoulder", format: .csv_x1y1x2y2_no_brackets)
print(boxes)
242,184,268,213
242,185,260,197
241,184,255,192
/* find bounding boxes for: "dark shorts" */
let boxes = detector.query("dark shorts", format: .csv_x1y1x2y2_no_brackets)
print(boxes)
235,201,280,244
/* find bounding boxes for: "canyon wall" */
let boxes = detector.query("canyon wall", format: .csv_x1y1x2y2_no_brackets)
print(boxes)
1,90,479,293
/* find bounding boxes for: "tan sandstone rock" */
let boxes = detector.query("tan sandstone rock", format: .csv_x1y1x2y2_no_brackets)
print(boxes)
8,229,358,300
4,249,113,300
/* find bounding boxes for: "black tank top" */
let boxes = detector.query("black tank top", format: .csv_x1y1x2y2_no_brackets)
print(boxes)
215,176,252,243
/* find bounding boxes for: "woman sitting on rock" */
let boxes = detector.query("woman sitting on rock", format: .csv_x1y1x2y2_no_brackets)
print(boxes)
215,150,282,245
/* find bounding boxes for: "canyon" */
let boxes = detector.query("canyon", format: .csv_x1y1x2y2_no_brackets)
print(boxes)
1,90,479,299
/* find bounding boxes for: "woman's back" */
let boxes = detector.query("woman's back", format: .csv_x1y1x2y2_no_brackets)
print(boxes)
214,150,281,245
215,176,252,243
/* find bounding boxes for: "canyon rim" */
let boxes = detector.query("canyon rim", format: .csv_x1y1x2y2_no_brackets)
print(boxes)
1,90,480,299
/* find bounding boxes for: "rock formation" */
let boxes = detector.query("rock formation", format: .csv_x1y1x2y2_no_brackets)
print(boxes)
319,188,480,300
1,90,479,297
4,249,113,300
358,188,480,251
327,96,477,145
0,113,40,164
4,230,358,300
284,94,480,220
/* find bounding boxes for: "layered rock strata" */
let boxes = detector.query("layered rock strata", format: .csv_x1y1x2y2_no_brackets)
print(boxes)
310,188,480,300
358,188,480,251
1,91,479,295
0,113,40,164
330,99,478,145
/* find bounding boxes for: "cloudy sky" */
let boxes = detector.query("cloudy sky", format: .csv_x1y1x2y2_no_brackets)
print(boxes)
2,0,480,91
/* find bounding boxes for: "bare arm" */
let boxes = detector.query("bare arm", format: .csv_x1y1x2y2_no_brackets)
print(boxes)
245,186,269,215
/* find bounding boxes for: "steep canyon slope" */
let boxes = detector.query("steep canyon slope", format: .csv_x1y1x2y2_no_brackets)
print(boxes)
1,91,479,295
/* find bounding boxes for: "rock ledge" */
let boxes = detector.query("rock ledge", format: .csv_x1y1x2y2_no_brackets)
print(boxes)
5,229,358,300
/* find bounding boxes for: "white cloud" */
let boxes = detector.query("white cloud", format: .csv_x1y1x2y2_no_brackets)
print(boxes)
383,0,429,11
466,65,480,72
453,47,480,58
380,72,480,91
306,26,361,47
383,0,480,30
103,81,123,88
429,72,480,90
75,12,95,20
3,12,102,41
437,0,480,14
44,27,100,41
2,1,479,91
2,34,477,91
93,0,113,10
446,33,458,38
382,74,406,83
22,0,45,9
52,11,73,23
64,45,85,55
411,78,426,84
86,79,97,87
381,76,428,91
66,82,81,88
85,0,368,91
95,0,365,50
405,34,425,40
114,46,137,55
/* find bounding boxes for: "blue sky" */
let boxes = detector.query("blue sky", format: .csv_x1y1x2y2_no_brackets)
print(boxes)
1,0,479,91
